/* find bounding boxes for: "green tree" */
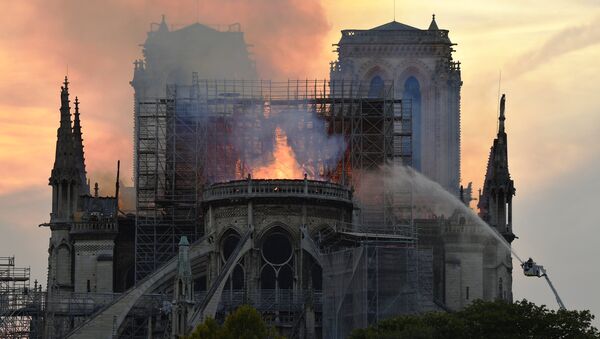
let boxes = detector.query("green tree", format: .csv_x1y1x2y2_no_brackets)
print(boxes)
186,305,284,339
350,299,600,339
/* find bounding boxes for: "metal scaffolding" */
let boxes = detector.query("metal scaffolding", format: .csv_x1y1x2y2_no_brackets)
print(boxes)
0,257,43,339
322,244,433,339
135,77,413,281
42,290,168,339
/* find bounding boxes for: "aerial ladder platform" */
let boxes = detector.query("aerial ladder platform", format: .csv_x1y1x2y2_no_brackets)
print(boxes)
522,258,566,310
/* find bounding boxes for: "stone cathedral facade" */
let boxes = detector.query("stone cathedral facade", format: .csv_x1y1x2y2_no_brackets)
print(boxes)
44,78,118,297
329,16,514,310
36,16,517,339
42,78,135,338
330,16,462,195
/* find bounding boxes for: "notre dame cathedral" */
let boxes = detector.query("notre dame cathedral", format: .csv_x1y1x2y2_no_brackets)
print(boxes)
40,15,516,338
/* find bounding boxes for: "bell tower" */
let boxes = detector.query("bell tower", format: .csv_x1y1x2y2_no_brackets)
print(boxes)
330,15,462,194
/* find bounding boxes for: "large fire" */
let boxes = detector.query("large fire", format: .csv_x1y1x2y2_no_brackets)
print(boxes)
252,127,304,179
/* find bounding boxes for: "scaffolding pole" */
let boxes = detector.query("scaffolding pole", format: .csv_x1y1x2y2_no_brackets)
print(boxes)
0,257,43,339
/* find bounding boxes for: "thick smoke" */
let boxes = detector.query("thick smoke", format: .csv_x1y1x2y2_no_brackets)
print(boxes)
0,0,331,192
229,106,346,179
357,164,523,263
276,109,346,178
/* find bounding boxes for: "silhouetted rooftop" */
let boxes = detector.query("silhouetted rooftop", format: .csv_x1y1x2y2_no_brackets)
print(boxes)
370,21,419,31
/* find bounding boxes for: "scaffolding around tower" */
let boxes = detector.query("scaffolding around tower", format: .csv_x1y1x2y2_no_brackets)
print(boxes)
134,77,414,281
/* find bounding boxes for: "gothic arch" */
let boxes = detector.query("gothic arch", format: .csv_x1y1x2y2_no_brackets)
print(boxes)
259,226,294,265
395,60,432,94
256,222,297,243
356,58,394,83
219,228,242,262
259,226,295,291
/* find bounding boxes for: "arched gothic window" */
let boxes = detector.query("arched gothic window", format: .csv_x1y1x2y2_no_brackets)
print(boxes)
220,230,246,294
259,228,294,291
368,75,384,98
403,76,422,171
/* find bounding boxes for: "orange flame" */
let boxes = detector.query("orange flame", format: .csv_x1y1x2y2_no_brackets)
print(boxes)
253,127,304,179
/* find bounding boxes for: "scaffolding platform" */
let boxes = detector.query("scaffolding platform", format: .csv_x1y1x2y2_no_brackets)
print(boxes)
135,78,414,282
0,257,43,339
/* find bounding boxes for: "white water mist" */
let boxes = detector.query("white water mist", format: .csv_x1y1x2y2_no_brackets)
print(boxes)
358,164,523,264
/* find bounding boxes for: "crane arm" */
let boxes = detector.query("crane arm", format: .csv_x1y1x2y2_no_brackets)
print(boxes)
541,268,566,310
522,258,566,310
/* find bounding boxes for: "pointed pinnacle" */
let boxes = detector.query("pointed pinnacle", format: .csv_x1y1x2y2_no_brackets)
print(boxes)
499,94,506,134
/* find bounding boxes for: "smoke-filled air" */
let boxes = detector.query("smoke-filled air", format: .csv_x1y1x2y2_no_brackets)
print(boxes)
230,107,346,180
357,164,524,264
2,0,600,335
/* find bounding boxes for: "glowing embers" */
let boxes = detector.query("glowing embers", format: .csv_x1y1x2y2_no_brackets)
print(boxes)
260,228,294,290
252,127,304,179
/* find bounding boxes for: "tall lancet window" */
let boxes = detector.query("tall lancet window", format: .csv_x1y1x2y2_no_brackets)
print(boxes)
368,75,384,98
403,77,422,171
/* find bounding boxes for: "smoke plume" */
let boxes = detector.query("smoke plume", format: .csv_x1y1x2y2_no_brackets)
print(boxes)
229,106,346,180
506,15,600,78
0,0,331,195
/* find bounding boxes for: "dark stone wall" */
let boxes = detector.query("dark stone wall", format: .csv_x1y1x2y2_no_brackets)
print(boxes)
114,214,136,292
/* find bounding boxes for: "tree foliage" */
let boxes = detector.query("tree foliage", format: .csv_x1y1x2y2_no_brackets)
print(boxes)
350,299,600,339
185,305,284,339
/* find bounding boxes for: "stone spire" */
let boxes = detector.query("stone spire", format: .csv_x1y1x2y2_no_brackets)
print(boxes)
428,14,439,30
478,94,516,243
498,94,506,134
72,96,89,195
158,14,169,33
49,77,88,221
53,76,73,172
172,236,194,337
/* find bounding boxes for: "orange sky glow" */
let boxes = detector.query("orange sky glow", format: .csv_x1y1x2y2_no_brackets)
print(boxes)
1,0,599,323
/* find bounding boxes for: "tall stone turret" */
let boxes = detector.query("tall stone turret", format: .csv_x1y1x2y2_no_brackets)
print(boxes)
49,77,88,223
72,96,89,196
478,94,516,243
43,78,120,338
172,236,194,338
474,94,516,303
46,77,90,296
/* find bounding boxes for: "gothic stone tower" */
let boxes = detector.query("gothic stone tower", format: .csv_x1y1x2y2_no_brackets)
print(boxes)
46,77,90,294
172,236,194,337
44,77,120,338
330,15,462,194
478,94,516,244
477,94,516,302
46,77,120,295
130,15,257,183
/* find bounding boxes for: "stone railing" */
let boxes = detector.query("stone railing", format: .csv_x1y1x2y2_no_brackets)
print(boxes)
341,28,450,42
203,179,352,203
70,222,118,234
